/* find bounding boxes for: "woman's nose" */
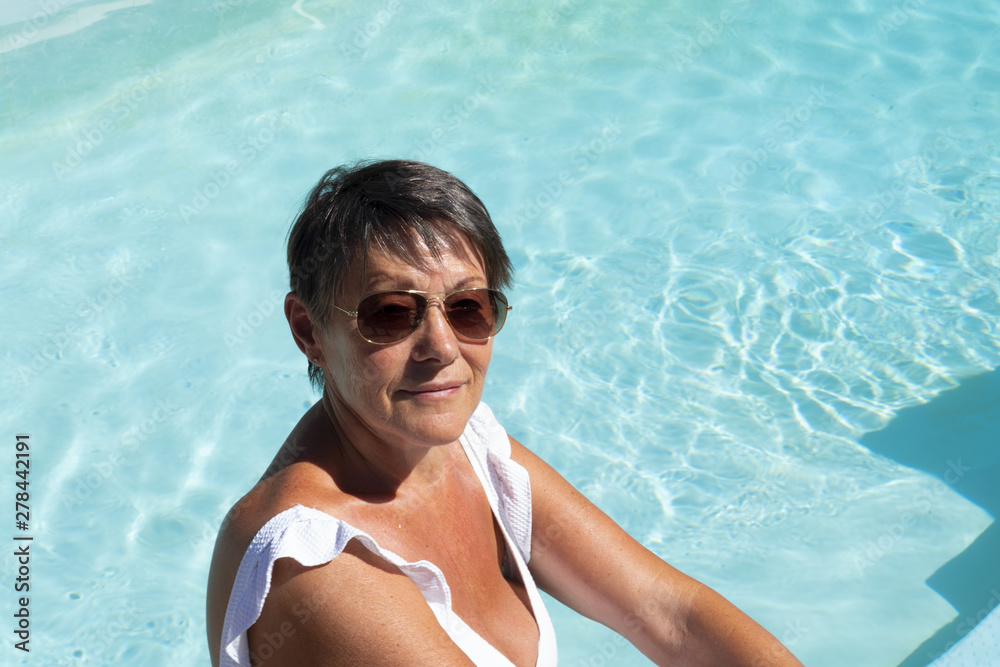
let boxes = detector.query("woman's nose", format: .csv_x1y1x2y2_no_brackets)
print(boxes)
410,301,459,362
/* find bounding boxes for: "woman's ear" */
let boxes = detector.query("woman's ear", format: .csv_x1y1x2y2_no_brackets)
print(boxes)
285,292,324,365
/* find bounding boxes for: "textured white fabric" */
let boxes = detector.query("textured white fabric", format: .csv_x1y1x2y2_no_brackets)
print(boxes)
219,402,558,667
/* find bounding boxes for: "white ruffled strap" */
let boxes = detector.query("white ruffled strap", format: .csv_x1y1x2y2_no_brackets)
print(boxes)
461,402,534,564
220,506,452,667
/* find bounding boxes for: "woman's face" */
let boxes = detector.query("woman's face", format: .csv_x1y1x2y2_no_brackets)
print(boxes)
319,235,495,450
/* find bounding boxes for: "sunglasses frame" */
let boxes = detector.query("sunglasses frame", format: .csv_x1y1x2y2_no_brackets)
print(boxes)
332,288,512,345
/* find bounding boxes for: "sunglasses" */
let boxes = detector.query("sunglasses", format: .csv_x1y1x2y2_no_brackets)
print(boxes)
333,288,512,345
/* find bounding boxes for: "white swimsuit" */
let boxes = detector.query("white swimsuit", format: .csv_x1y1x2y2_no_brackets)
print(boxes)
219,402,559,667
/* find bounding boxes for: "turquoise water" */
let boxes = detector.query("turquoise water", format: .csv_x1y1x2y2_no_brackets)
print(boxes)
2,0,999,664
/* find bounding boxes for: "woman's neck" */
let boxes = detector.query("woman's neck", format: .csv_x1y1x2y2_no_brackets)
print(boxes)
319,390,453,497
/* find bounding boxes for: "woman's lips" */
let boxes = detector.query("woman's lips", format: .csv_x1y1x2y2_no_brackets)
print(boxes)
400,383,464,399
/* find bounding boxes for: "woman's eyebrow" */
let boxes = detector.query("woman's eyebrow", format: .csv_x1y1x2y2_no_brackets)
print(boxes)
361,272,487,292
451,275,488,289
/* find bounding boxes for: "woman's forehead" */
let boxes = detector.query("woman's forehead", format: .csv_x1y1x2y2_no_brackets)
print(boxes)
350,233,487,293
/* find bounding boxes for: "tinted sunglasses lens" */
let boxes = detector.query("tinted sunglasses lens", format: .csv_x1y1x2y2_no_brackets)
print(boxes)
445,289,507,340
491,291,509,333
356,292,422,343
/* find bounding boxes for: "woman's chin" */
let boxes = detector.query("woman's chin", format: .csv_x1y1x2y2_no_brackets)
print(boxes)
390,405,473,447
415,421,470,447
387,388,478,438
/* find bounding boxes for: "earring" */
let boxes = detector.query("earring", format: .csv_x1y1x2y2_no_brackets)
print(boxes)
311,358,321,366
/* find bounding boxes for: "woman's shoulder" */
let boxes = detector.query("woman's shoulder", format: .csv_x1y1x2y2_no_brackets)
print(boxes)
217,454,352,574
207,459,356,665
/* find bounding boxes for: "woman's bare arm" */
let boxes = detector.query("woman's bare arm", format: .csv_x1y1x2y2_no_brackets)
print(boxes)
244,539,478,667
511,436,803,667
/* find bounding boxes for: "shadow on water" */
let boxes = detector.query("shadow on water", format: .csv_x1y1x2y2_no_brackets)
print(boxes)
859,367,1000,667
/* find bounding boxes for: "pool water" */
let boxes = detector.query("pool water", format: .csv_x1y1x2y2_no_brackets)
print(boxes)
2,0,998,665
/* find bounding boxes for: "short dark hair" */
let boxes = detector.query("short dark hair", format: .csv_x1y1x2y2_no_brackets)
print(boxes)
286,159,514,391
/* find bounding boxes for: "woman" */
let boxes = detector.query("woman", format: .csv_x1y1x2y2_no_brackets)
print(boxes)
206,160,803,666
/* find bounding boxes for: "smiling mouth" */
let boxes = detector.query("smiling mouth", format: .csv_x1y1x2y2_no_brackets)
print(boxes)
400,383,465,399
